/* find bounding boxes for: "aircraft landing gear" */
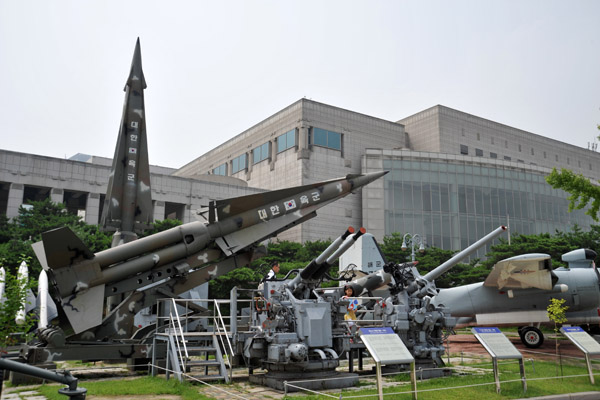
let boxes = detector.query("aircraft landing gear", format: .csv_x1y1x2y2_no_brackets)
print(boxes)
519,326,544,348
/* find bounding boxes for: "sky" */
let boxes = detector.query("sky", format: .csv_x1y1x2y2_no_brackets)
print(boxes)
0,1,599,169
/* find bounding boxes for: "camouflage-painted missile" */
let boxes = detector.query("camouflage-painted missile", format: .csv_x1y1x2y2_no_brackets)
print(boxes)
32,171,387,333
101,37,152,247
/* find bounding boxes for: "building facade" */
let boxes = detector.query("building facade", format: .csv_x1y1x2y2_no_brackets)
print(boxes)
2,101,598,256
0,150,261,224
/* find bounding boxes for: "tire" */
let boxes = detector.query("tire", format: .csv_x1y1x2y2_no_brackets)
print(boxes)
520,326,544,348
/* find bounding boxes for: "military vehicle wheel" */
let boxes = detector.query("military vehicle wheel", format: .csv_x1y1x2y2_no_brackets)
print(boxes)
520,327,544,348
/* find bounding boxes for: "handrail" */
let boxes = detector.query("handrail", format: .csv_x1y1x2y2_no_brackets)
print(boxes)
169,298,189,369
214,300,235,379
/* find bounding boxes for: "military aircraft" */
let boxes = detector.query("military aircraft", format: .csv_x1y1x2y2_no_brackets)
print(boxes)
341,235,600,348
433,248,600,348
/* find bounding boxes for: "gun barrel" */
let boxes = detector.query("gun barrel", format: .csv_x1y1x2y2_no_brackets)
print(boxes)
422,225,506,283
289,227,355,289
349,269,392,295
326,228,366,265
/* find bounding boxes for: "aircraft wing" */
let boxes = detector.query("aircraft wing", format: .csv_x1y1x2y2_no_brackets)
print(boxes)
483,253,555,290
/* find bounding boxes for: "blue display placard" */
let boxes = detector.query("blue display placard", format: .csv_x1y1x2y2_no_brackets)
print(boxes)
562,326,585,333
473,327,502,334
360,327,395,335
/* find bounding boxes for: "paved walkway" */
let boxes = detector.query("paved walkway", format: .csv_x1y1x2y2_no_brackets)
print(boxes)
1,386,46,400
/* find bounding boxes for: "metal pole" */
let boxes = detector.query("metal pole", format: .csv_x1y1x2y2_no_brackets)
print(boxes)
411,361,418,400
493,357,501,394
376,361,383,400
519,358,527,393
585,353,595,384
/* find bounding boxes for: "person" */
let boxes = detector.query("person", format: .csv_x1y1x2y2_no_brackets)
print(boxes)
342,285,358,322
265,261,280,281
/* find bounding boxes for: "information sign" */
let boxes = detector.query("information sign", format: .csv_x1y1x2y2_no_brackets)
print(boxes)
472,327,522,359
560,326,600,384
359,327,414,364
359,327,416,400
560,326,600,355
472,327,526,394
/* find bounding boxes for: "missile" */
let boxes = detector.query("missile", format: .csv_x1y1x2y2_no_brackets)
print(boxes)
101,37,152,247
38,270,49,329
15,261,28,325
32,171,387,334
0,267,4,300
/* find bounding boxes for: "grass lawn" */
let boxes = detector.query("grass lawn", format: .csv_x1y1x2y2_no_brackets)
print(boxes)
37,376,212,400
286,359,600,399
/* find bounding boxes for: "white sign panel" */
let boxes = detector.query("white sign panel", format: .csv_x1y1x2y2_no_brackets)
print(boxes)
561,326,600,355
360,327,414,364
472,327,522,359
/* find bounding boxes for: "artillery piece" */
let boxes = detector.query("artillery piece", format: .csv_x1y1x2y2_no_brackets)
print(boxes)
230,225,507,389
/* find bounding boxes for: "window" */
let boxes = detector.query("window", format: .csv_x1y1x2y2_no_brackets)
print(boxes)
252,142,270,164
312,127,341,150
531,148,534,156
490,152,497,159
460,145,468,155
461,128,465,137
505,140,508,148
544,151,547,159
518,144,522,152
277,129,296,153
477,133,480,141
232,153,247,174
555,155,559,162
475,148,483,157
491,137,495,145
504,156,511,161
567,157,570,165
212,163,227,176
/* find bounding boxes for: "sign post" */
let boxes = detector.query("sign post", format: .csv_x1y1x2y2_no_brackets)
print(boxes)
472,327,526,394
560,326,600,384
360,327,416,400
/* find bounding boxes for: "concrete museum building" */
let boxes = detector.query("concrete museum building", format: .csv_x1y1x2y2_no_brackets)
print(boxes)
2,99,598,258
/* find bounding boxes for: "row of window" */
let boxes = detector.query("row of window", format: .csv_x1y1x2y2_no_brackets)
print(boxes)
460,145,593,170
208,127,343,175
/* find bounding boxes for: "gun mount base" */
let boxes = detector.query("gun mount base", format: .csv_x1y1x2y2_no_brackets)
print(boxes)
249,369,358,392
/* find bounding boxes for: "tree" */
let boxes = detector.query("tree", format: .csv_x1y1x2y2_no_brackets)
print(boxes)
0,199,113,276
546,168,600,222
547,297,568,375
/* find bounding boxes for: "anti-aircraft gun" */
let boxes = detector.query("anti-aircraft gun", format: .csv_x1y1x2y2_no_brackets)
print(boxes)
233,227,370,390
368,226,507,370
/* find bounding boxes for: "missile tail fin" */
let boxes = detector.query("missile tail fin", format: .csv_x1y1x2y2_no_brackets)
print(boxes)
39,227,94,270
62,285,105,334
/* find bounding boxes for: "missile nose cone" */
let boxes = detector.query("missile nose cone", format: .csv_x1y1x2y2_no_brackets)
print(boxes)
126,37,147,90
347,170,388,189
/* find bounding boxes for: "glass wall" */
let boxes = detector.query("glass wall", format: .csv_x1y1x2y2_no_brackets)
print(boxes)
212,163,227,176
312,127,342,150
252,142,270,164
232,153,247,174
277,129,296,153
382,158,590,259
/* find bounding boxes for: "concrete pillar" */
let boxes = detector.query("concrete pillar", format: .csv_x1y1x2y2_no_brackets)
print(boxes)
6,183,24,219
85,193,100,225
153,200,165,222
297,124,310,160
50,188,64,204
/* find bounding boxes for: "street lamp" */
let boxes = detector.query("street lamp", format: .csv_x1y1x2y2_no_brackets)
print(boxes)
401,233,425,262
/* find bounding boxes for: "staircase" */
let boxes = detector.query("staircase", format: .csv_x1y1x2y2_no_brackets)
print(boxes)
153,299,233,383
